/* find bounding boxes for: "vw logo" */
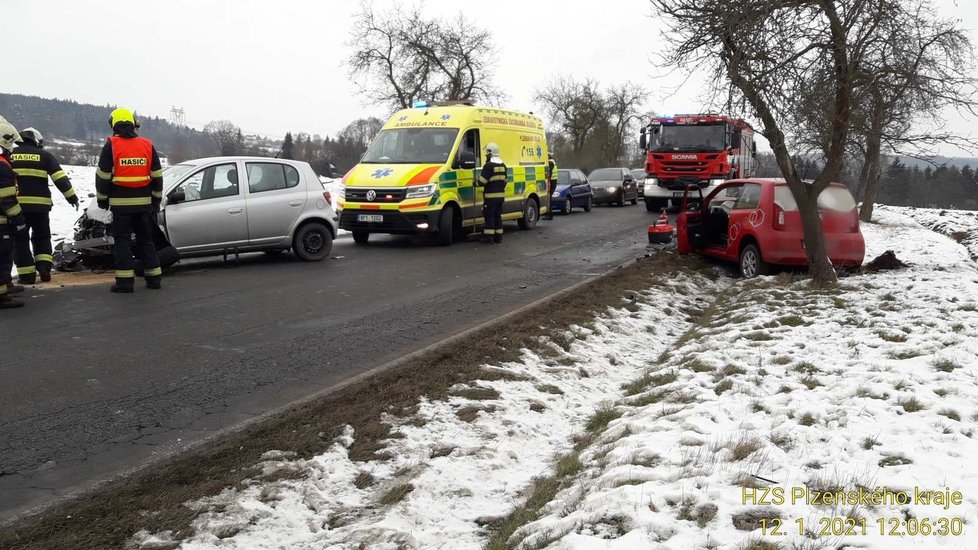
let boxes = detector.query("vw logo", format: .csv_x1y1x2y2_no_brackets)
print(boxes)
366,190,377,202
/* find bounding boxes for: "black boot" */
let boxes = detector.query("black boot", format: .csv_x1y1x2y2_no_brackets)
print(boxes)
0,294,25,309
39,269,51,283
6,283,24,295
146,275,162,290
480,234,493,244
493,234,503,244
18,273,35,285
110,277,135,293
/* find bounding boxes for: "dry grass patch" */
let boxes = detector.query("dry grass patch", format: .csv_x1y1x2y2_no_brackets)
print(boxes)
535,384,564,395
456,405,496,423
378,483,414,506
586,407,623,432
451,386,501,401
898,397,925,413
714,378,734,396
879,454,913,467
932,357,959,373
938,409,961,422
623,370,678,396
798,413,817,426
353,472,375,489
729,436,764,461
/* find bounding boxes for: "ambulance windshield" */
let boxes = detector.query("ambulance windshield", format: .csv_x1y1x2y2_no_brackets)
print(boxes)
362,128,460,164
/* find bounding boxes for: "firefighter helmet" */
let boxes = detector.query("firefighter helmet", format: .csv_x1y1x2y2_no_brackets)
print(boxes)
109,108,137,129
485,142,500,157
19,127,43,147
0,116,21,152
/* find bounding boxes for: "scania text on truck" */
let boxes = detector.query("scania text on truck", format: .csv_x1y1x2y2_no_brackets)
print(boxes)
338,101,550,245
638,114,757,212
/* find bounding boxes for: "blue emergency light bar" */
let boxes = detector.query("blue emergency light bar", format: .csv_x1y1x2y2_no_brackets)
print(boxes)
412,101,429,108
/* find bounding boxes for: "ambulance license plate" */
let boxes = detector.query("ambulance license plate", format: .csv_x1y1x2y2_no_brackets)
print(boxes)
357,214,383,223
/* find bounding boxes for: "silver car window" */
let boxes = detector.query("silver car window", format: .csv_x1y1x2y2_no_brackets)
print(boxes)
177,163,239,202
247,163,299,193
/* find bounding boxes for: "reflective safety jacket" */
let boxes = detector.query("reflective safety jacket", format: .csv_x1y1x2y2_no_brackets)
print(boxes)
0,155,24,227
10,143,76,212
95,128,164,213
477,158,508,200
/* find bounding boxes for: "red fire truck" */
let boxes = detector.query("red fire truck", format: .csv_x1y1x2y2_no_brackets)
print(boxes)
638,114,757,212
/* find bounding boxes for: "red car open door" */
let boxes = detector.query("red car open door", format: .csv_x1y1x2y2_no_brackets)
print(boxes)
676,184,704,254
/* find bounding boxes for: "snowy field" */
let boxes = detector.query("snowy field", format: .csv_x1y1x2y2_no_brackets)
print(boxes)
884,204,978,262
127,205,978,549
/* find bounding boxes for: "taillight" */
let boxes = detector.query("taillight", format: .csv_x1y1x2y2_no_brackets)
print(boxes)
323,191,332,205
774,204,785,230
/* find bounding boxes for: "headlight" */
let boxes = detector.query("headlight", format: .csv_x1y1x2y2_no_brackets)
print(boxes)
709,178,725,187
644,178,658,193
406,183,436,199
607,186,618,192
552,191,560,198
337,185,346,199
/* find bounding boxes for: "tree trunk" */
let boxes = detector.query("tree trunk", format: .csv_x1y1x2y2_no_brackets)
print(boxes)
858,105,885,222
796,187,838,287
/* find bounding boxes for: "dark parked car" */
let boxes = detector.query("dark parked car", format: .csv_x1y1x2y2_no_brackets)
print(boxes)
630,168,647,198
551,169,594,214
588,167,639,206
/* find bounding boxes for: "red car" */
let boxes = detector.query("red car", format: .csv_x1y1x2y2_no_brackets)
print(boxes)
676,178,865,277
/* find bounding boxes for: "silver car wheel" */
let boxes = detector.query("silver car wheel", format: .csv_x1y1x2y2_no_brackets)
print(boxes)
741,248,758,278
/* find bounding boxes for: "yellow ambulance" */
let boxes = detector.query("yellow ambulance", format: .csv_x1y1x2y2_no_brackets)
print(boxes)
338,101,550,245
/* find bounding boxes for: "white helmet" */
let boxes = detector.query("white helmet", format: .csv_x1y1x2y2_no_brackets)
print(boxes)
19,127,43,147
0,116,21,152
485,142,500,157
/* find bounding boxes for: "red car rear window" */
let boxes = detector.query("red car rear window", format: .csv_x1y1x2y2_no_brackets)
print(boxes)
774,186,856,212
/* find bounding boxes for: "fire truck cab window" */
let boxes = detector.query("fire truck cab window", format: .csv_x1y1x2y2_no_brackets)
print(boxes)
653,124,727,153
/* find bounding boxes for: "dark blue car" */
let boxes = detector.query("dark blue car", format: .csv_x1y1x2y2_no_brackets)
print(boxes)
551,169,594,215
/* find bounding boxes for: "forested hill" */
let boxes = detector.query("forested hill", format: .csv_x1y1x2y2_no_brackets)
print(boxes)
0,92,212,162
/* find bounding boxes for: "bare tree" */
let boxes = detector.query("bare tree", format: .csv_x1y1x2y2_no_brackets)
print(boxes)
603,83,648,165
347,2,503,111
204,120,243,156
535,77,607,156
651,0,897,287
849,0,976,221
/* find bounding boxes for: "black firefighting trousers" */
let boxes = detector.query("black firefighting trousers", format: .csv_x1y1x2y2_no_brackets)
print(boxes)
112,212,161,280
0,227,13,295
14,211,53,278
483,198,504,241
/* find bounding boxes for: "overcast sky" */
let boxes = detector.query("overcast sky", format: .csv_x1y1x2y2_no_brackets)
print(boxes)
3,0,977,155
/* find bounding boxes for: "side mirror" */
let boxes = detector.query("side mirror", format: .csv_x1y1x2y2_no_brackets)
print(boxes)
752,142,758,157
639,132,647,150
168,189,186,204
731,131,742,150
459,150,477,170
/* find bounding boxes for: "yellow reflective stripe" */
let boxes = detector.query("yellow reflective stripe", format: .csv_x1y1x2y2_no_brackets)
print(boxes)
50,170,67,181
17,196,54,205
150,169,163,178
35,254,53,263
113,176,151,183
115,270,135,278
96,169,113,179
7,204,22,216
108,197,152,206
14,168,48,178
151,191,163,199
484,192,506,199
144,267,162,277
0,187,16,197
489,176,506,182
97,193,109,200
63,187,77,198
478,176,489,184
17,265,36,275
0,216,6,223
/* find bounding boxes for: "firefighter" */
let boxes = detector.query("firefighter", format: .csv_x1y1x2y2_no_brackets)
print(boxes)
477,142,507,244
11,127,79,283
95,108,164,293
0,116,26,308
543,154,557,220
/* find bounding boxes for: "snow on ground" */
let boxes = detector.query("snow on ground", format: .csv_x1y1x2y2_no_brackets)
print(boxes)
127,205,978,549
130,272,724,549
50,165,97,244
511,207,978,549
882,204,978,262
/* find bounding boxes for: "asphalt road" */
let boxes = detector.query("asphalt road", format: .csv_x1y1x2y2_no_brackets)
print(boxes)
0,203,662,521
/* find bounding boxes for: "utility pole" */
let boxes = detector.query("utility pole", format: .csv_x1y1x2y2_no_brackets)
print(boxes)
169,106,186,127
